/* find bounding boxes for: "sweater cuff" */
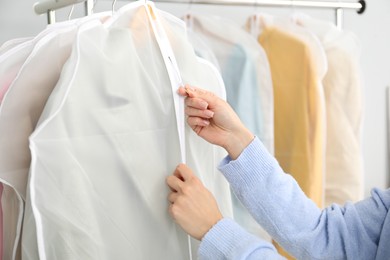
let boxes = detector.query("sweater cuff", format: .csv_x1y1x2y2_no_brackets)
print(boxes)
198,218,275,259
218,136,278,193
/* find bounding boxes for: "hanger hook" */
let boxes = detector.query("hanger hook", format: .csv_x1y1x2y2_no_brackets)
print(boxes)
92,0,97,13
112,0,117,15
68,4,75,20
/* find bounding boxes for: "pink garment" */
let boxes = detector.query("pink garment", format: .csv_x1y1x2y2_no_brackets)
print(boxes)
0,79,12,104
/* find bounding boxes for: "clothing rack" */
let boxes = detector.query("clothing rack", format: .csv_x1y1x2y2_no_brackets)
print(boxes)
34,0,366,29
34,0,95,24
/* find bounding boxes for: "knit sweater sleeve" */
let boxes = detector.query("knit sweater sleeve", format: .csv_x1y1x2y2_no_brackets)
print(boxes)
198,218,285,260
199,137,390,260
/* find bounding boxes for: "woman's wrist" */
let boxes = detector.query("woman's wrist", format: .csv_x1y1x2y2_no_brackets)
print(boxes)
224,128,254,160
199,213,224,241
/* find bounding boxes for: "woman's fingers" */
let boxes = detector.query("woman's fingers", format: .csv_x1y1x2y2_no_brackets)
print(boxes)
183,85,217,107
185,97,209,110
187,116,210,128
167,164,196,194
185,106,214,119
168,192,178,203
174,163,195,182
177,86,187,97
193,125,203,135
166,163,224,240
166,175,183,192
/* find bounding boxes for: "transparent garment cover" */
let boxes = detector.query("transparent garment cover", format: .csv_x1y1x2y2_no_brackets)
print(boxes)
0,13,113,260
185,12,273,242
245,13,328,80
17,15,110,260
0,18,83,260
295,15,364,206
0,18,85,105
186,12,274,155
186,29,221,72
28,2,232,259
0,37,33,56
251,19,327,209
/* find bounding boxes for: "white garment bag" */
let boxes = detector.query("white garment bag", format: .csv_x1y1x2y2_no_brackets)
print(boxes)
0,13,112,260
185,13,274,242
186,13,274,154
0,18,86,260
295,15,364,205
0,37,33,57
28,2,232,259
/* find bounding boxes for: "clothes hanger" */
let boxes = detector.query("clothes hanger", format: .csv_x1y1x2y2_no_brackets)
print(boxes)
92,0,97,13
112,0,117,15
182,8,242,49
68,4,75,20
289,0,301,24
247,0,270,39
183,0,194,31
248,0,259,37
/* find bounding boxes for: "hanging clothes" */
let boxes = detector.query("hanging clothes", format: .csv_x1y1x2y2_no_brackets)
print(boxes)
247,13,326,211
185,25,221,72
0,22,77,105
246,14,327,259
24,2,233,259
184,12,274,242
0,37,33,260
0,20,88,260
186,13,274,154
0,32,51,260
0,14,112,260
0,2,368,259
0,37,33,55
295,14,364,206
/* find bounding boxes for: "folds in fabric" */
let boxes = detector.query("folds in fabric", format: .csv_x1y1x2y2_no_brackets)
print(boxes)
256,23,326,259
295,15,364,206
185,13,274,243
0,16,113,260
0,20,80,260
186,13,274,154
27,3,233,259
258,24,325,213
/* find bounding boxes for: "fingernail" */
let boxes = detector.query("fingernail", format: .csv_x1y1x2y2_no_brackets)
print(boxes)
204,110,214,118
185,85,196,92
177,86,184,94
202,120,210,126
200,101,208,109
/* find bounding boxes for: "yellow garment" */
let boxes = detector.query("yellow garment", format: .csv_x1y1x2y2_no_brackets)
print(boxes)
258,26,325,259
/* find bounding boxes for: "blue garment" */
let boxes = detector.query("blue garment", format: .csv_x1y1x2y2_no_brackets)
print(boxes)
223,45,264,141
199,137,390,260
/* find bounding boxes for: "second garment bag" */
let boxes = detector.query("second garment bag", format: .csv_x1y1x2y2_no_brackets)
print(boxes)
27,2,233,259
246,14,327,208
295,15,364,206
0,17,104,260
184,13,274,242
246,14,327,259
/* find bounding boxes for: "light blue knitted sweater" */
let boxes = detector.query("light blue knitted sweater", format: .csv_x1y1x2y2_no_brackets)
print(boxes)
198,137,390,259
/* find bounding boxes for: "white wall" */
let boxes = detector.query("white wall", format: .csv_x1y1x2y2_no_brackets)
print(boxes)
1,0,389,196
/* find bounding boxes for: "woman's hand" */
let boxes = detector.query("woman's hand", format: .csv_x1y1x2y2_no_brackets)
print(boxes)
166,164,223,240
178,85,254,159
